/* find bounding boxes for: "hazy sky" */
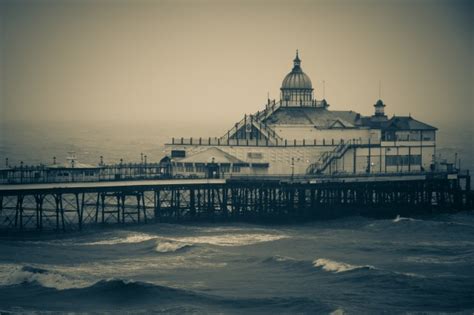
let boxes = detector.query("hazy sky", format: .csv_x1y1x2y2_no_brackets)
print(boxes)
0,0,472,127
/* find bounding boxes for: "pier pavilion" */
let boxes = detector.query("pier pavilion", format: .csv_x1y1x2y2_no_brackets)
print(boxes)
166,52,437,178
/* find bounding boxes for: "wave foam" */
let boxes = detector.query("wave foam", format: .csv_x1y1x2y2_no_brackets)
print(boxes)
83,233,157,245
155,241,192,253
170,233,288,247
393,215,419,223
313,258,374,273
0,265,90,290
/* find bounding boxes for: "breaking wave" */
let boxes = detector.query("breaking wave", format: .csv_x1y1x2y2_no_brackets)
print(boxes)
155,240,193,253
169,233,288,247
393,215,420,223
0,265,91,290
81,232,287,248
0,275,332,313
313,258,375,273
83,232,157,245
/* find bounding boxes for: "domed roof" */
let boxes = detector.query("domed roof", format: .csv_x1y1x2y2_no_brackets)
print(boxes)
281,51,313,90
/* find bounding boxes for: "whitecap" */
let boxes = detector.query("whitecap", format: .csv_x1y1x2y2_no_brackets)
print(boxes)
155,240,191,253
393,215,419,223
313,258,374,273
330,308,346,315
0,265,90,290
169,233,288,247
83,232,157,245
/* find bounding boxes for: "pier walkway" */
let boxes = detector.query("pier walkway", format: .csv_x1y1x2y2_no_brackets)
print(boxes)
0,173,472,232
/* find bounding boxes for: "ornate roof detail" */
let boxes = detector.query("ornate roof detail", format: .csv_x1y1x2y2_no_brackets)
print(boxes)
281,51,313,90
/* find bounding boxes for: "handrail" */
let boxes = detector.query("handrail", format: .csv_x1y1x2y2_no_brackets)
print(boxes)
307,140,353,174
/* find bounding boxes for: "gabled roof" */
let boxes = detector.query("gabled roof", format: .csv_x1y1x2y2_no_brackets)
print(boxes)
264,107,362,128
178,147,244,164
384,116,437,131
328,118,355,129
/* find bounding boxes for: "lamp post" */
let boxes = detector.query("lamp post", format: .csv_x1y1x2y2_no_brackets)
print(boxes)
291,157,295,181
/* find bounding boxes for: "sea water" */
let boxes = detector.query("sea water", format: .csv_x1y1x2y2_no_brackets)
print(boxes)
0,213,473,314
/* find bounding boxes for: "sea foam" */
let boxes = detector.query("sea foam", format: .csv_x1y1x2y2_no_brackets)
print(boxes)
169,233,288,247
83,232,157,245
155,241,191,253
393,215,419,223
0,265,90,290
313,258,374,273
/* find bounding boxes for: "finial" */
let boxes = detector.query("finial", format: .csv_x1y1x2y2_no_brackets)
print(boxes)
293,49,301,68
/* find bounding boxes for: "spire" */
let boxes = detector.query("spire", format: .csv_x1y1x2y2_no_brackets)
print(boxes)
293,49,301,69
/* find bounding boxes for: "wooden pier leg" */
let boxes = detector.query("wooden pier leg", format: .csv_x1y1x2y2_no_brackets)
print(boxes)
136,194,141,223
15,195,24,230
75,193,84,231
101,193,106,224
190,189,196,217
222,187,228,218
95,193,100,223
154,190,161,222
55,195,60,230
60,196,65,231
176,190,181,221
197,189,202,218
141,192,147,223
116,194,122,224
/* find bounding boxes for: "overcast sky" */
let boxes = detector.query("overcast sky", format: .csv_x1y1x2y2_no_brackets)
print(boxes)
0,0,472,127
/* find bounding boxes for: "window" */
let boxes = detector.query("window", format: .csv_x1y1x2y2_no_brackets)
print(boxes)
221,164,230,173
232,165,241,173
386,155,421,166
185,163,194,172
171,150,186,158
195,163,206,173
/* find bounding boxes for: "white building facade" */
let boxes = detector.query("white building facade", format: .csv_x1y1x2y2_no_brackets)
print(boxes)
165,52,437,178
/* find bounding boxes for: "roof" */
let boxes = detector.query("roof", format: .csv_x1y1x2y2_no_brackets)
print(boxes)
383,116,437,131
281,51,313,90
177,147,244,164
264,107,361,129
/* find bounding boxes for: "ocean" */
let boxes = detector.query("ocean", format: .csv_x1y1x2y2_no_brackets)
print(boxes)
0,214,473,314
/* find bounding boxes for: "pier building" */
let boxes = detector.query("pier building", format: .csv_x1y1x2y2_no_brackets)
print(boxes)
166,51,437,178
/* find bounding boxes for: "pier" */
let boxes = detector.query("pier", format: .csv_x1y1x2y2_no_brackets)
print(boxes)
0,172,472,232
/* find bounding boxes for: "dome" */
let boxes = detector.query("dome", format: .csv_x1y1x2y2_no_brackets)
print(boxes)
281,51,313,90
281,71,313,90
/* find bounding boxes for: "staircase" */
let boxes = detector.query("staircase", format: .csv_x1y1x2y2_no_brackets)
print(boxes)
307,140,353,174
220,100,283,143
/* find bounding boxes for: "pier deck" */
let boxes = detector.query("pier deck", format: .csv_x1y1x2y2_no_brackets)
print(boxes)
0,173,472,232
